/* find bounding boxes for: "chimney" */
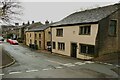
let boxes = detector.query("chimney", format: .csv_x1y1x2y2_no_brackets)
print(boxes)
27,21,30,25
15,23,19,26
32,21,34,24
22,22,25,25
45,20,49,25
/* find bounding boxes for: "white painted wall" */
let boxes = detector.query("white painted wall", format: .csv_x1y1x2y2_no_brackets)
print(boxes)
52,24,98,59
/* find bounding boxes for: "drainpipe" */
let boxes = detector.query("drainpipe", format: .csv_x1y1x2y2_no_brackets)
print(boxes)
43,31,45,50
50,26,52,54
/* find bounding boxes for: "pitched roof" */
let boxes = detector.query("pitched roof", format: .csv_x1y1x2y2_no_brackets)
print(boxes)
26,24,52,32
51,3,120,27
19,24,29,28
26,22,43,29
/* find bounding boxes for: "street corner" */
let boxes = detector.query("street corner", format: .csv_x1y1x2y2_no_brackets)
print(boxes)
0,48,15,69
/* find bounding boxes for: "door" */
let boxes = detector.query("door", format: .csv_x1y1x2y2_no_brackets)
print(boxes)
71,43,77,58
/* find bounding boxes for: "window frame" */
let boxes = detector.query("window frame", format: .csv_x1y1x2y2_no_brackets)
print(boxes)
79,25,91,35
58,42,65,51
47,41,51,46
56,28,63,37
30,33,31,37
80,44,95,54
39,41,41,48
52,42,56,49
35,33,37,39
34,40,37,45
108,19,117,37
39,34,41,39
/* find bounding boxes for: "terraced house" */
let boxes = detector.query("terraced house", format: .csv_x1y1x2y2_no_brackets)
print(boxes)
51,3,120,59
26,21,52,50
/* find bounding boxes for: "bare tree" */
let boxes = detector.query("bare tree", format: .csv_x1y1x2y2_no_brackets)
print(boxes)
0,0,22,24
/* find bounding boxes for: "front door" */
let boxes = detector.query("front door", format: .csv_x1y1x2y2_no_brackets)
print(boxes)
71,43,77,58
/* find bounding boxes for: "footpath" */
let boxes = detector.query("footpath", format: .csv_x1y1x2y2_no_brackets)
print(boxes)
0,45,15,69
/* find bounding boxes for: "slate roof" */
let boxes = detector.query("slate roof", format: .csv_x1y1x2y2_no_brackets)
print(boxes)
19,24,29,29
26,24,51,32
51,3,120,27
26,22,43,29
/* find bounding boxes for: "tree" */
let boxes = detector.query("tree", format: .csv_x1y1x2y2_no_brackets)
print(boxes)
0,0,22,24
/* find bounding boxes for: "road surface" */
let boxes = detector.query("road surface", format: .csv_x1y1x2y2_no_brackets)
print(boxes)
1,43,119,78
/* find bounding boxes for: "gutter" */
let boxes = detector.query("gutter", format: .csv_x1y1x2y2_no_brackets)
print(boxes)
50,21,99,28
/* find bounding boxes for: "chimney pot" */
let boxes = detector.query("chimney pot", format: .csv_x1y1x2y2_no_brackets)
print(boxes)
45,20,49,25
32,21,34,24
27,21,30,25
15,23,19,26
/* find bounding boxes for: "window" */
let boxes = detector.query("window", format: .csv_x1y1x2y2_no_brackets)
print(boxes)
53,42,56,49
30,39,32,44
47,42,51,46
39,41,41,48
80,44,95,54
58,42,65,50
109,20,117,36
48,31,51,34
27,33,29,37
79,26,91,35
30,33,31,37
56,29,63,37
39,34,41,39
34,40,37,45
35,33,37,39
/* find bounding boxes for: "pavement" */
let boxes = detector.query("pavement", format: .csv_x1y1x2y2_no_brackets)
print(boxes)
0,43,120,78
0,44,15,69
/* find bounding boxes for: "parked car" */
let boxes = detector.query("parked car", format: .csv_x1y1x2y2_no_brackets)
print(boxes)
7,39,12,43
10,40,19,45
0,41,2,44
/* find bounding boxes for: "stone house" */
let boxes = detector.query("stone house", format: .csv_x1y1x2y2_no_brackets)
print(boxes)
25,21,52,50
50,3,120,59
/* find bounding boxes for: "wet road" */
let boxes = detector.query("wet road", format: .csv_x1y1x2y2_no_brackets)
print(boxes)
1,43,119,78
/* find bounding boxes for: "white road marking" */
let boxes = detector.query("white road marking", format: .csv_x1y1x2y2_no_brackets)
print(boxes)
116,65,120,67
75,62,86,65
42,68,51,71
106,63,112,66
99,62,102,63
103,63,108,65
62,63,75,67
26,70,38,72
96,61,119,67
46,60,77,67
85,61,94,64
46,59,64,65
0,74,4,76
9,72,22,74
56,67,63,69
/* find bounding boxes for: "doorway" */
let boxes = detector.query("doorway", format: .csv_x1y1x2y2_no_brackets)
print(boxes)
71,43,77,58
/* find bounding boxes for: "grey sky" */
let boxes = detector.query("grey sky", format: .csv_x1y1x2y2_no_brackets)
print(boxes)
20,1,119,24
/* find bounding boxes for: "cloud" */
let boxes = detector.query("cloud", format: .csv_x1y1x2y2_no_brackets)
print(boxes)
20,0,119,2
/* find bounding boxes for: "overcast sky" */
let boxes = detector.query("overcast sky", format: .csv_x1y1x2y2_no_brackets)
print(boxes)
19,0,119,25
